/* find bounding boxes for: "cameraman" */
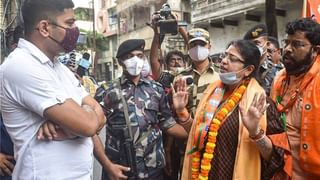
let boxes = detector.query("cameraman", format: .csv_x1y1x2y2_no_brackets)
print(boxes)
150,9,221,179
149,10,188,83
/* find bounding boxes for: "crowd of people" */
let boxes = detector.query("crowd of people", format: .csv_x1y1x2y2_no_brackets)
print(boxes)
1,0,320,180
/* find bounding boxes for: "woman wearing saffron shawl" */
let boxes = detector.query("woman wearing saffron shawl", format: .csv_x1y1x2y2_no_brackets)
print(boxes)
172,40,290,180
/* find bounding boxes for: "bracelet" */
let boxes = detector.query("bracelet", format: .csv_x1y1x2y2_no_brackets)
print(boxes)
178,114,192,125
176,108,189,119
249,128,265,141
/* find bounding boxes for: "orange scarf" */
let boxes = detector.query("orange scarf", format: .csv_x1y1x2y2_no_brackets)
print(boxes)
182,78,267,180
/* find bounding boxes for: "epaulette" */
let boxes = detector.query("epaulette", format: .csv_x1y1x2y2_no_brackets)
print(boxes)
151,80,164,92
105,79,120,90
178,66,193,76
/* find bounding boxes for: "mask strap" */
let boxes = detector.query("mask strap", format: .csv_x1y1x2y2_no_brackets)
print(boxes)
48,35,61,44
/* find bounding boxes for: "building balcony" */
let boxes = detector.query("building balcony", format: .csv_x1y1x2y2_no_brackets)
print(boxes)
191,0,264,24
115,0,160,13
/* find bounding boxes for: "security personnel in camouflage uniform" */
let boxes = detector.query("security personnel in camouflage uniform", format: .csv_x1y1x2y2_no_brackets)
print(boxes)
243,24,278,95
94,39,189,180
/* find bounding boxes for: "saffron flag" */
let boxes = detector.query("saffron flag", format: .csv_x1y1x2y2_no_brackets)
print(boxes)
302,0,320,22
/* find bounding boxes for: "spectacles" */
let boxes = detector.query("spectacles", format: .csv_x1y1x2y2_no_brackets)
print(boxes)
267,48,278,54
220,52,245,64
281,39,312,49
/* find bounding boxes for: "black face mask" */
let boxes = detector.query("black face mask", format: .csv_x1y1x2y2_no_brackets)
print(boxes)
282,47,314,76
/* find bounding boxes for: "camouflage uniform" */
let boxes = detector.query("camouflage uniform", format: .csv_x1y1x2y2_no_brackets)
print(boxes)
259,59,284,95
101,75,176,179
176,63,219,116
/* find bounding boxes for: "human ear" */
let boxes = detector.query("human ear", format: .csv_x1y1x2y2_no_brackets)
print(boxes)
244,65,255,77
312,45,320,54
37,20,50,37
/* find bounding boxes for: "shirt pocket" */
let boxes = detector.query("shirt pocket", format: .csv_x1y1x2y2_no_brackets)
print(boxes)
144,101,160,124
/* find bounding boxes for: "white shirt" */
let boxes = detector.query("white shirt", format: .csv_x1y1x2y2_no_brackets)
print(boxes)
0,39,92,180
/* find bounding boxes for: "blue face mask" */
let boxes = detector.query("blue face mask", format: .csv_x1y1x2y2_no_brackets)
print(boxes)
219,67,247,85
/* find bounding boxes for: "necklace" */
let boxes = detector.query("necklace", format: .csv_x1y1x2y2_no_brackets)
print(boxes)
191,80,249,180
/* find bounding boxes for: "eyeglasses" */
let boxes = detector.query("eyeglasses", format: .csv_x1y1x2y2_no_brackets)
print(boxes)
281,39,312,49
267,48,278,54
220,52,245,64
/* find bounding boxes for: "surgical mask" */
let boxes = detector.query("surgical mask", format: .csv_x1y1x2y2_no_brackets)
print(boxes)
49,24,80,53
257,45,264,56
123,56,144,76
188,45,209,61
219,68,247,85
141,59,151,77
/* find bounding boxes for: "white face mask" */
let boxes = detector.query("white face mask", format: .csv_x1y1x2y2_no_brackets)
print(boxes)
188,45,209,61
123,56,144,76
257,45,264,57
219,67,247,85
141,59,151,77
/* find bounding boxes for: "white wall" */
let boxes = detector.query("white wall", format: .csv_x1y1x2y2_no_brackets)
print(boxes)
208,2,302,54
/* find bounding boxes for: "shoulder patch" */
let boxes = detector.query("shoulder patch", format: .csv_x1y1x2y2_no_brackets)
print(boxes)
151,80,164,92
178,67,193,76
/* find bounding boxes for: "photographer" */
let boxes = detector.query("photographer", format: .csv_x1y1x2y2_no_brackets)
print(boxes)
149,4,189,83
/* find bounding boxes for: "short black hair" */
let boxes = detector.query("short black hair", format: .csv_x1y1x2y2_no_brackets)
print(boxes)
227,40,260,77
285,18,320,46
22,0,74,35
268,36,280,49
165,50,185,65
13,25,24,43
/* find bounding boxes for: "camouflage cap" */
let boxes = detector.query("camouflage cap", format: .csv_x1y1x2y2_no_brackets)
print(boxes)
188,28,210,44
243,24,268,40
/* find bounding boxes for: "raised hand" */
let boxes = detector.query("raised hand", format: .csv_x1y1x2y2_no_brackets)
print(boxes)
0,153,14,176
172,77,189,112
240,93,269,136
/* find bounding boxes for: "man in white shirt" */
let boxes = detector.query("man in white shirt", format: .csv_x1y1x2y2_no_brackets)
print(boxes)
0,0,105,179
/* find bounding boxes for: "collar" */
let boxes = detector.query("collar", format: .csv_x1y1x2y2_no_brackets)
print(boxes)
191,62,215,75
120,74,151,86
17,38,52,64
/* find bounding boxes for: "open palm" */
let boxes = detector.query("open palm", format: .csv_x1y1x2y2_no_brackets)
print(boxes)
172,78,189,112
240,93,269,135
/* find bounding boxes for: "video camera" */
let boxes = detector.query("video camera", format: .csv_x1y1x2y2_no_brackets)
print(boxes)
156,3,178,35
159,71,193,89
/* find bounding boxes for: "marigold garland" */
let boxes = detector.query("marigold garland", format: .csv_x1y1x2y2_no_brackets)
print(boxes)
191,82,248,180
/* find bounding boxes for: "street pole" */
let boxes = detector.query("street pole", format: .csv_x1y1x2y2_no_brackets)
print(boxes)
92,0,97,77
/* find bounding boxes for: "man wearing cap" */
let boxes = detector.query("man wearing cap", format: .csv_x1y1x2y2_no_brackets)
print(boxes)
163,28,219,179
243,24,277,95
175,28,219,117
93,39,189,180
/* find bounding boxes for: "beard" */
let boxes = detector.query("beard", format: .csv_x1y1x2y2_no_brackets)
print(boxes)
282,48,314,76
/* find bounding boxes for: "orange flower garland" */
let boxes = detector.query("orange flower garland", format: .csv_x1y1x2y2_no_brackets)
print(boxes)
191,83,248,180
